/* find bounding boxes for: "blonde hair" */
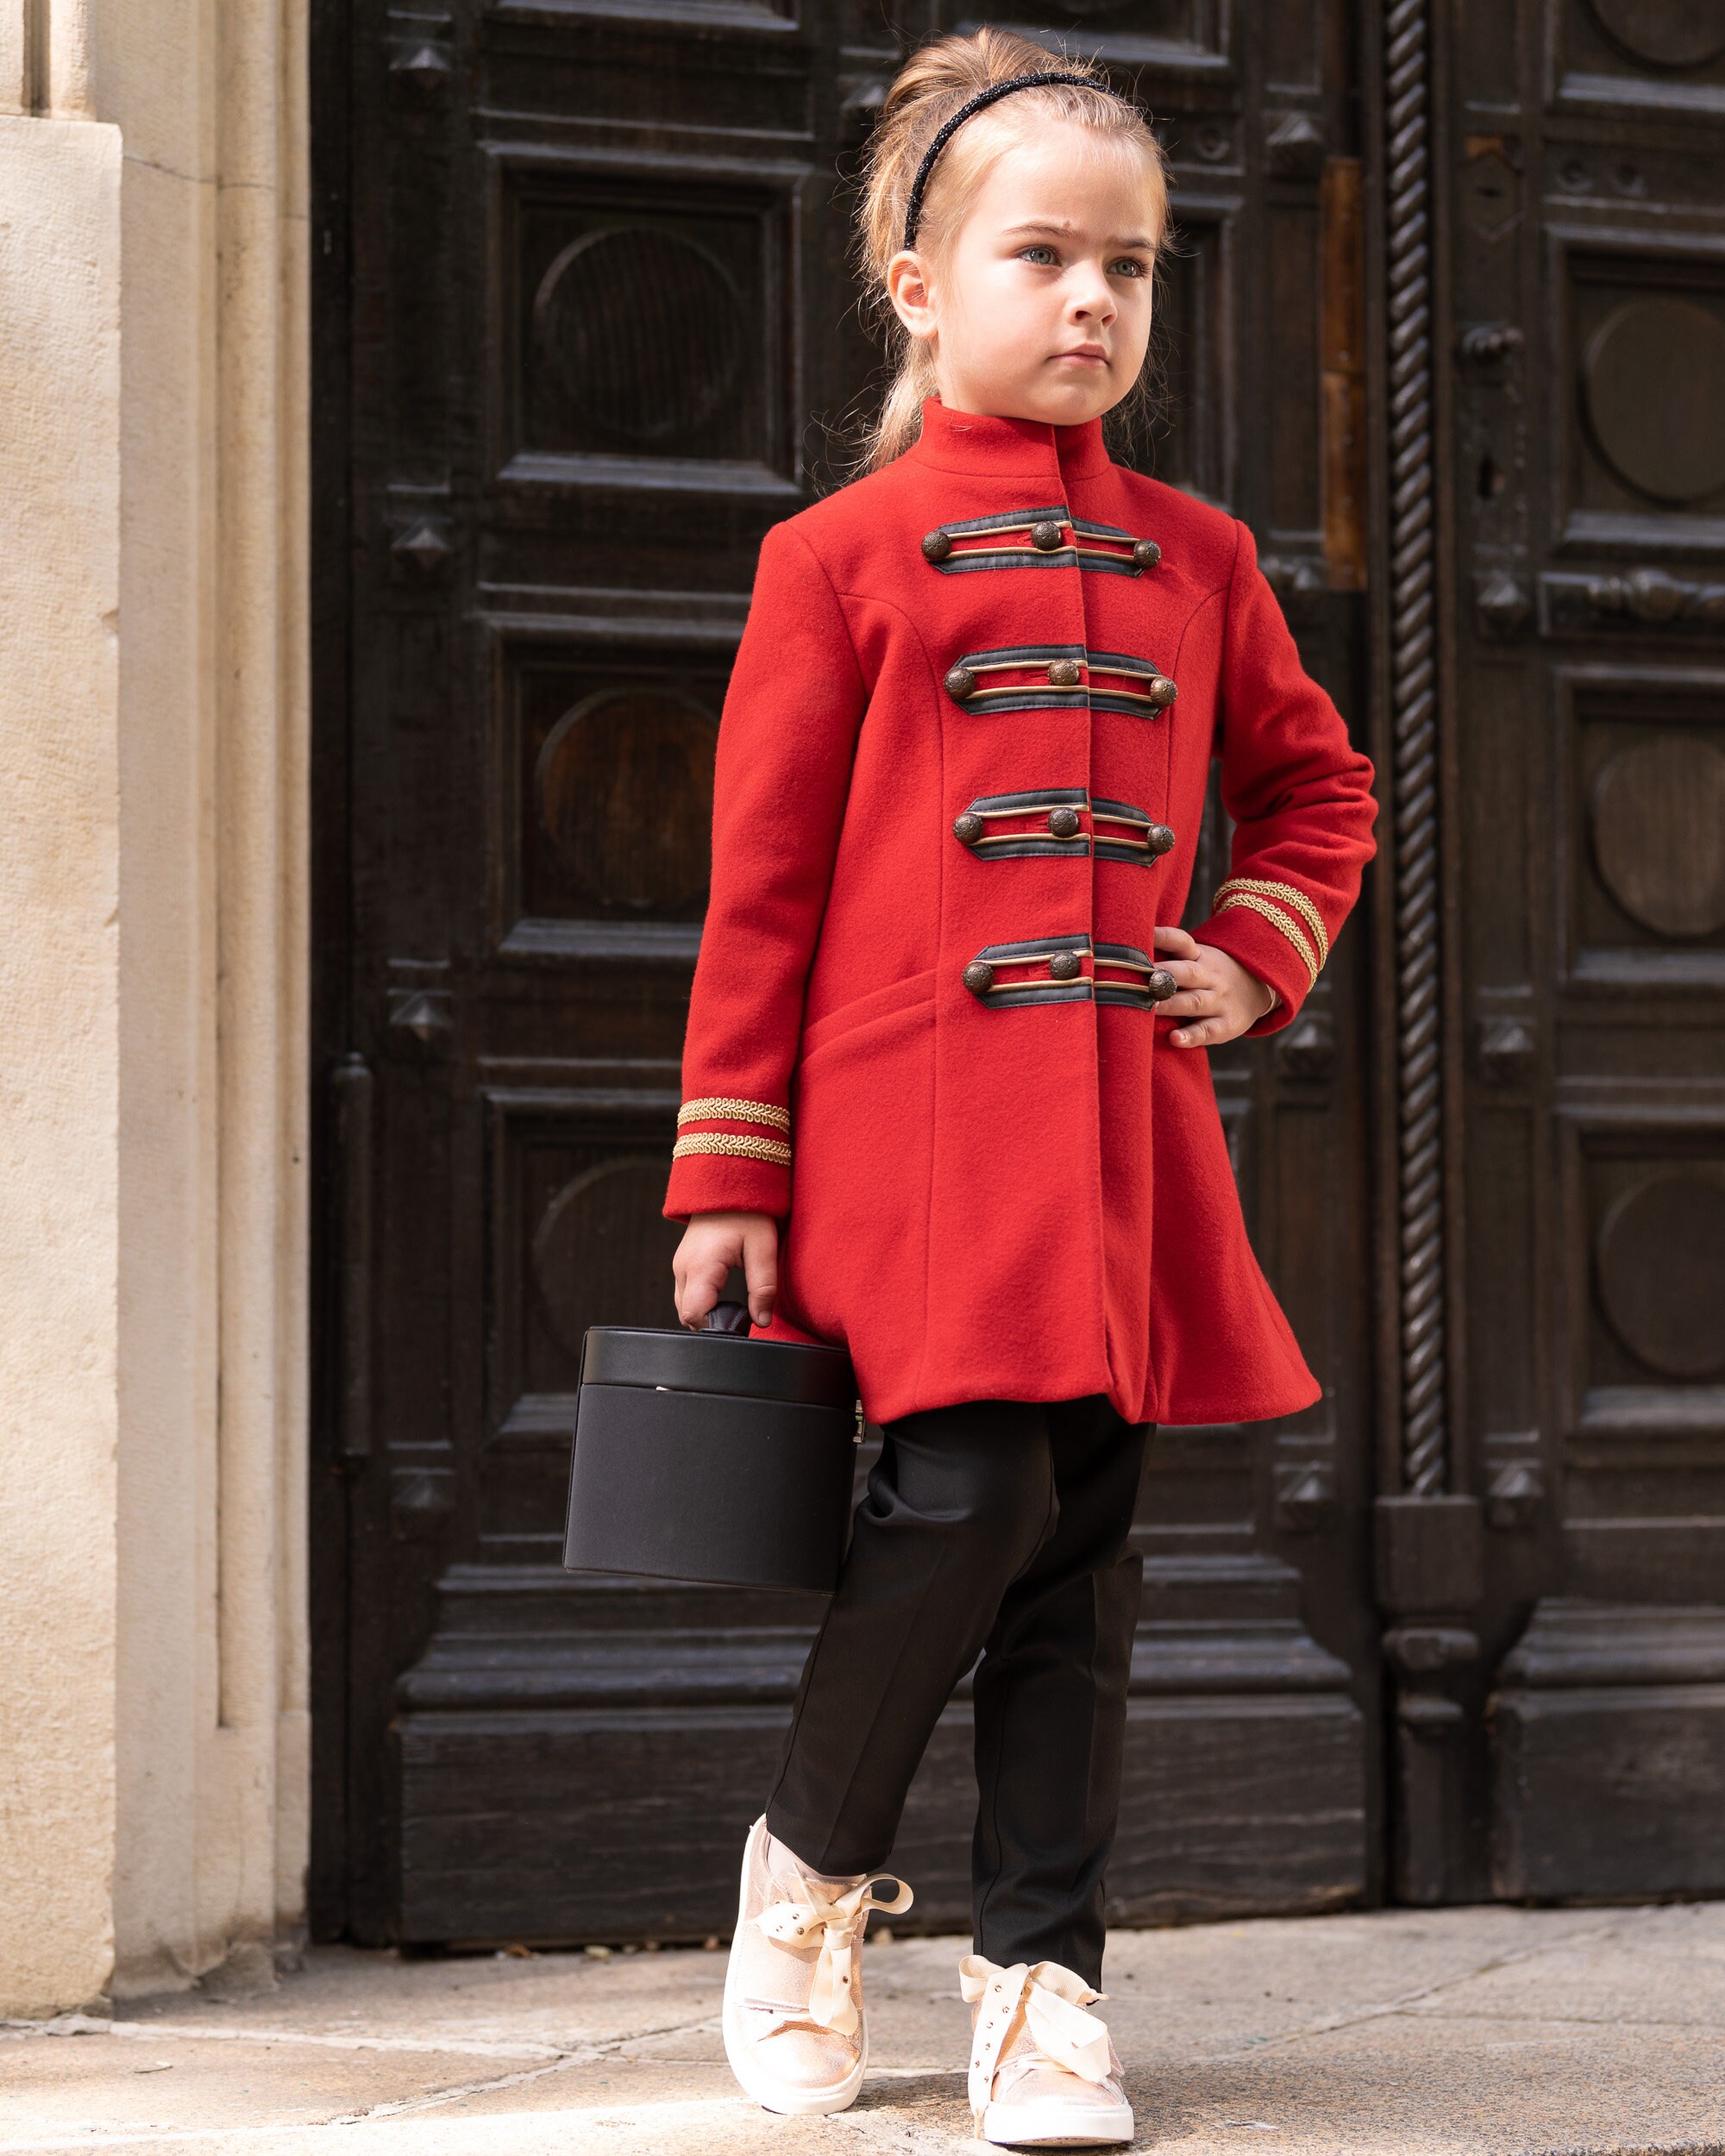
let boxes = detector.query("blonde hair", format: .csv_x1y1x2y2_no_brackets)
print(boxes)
852,28,1171,473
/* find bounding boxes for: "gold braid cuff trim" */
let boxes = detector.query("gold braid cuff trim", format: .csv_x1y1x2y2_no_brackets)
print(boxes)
1214,892,1320,989
672,1133,792,1168
1215,877,1330,966
677,1096,791,1133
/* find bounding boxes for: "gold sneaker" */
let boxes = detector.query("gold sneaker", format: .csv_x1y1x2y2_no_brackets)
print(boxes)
720,1814,913,2115
962,1954,1133,2147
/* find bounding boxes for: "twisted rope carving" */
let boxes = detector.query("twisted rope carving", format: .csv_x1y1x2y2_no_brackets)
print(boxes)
1384,0,1446,1497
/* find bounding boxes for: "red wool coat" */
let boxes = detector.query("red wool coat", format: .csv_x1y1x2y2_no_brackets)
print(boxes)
664,398,1378,1428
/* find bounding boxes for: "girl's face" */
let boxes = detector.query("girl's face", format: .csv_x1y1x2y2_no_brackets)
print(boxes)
888,123,1162,428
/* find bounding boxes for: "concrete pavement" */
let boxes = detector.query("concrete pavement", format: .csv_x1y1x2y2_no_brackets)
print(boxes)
2,1902,1722,2153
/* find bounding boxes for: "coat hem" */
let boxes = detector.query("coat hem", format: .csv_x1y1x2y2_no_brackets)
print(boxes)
845,1366,1323,1430
1146,1370,1325,1426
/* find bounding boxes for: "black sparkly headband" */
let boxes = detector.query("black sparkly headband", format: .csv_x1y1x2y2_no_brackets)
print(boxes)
901,71,1139,252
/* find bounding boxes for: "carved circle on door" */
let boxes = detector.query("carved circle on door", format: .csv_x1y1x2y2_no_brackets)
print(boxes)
1582,298,1725,505
533,1156,686,1358
1588,0,1725,70
536,687,717,915
1590,733,1725,937
534,226,744,446
1596,1170,1725,1377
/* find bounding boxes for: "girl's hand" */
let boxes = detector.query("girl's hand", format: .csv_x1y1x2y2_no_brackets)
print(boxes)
1153,924,1277,1048
673,1211,779,1331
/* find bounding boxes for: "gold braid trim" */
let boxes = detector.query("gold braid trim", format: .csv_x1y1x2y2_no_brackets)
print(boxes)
1213,892,1320,989
677,1097,791,1133
672,1133,792,1168
1215,877,1330,967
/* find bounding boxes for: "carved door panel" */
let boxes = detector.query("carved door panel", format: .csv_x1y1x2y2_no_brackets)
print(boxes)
1385,0,1725,1902
311,0,1382,1944
311,0,877,1946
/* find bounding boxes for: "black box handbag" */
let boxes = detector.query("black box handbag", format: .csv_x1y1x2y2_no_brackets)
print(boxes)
561,1310,860,1593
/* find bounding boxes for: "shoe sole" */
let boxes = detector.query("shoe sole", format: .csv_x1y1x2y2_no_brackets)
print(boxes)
981,2096,1134,2147
721,1817,866,2117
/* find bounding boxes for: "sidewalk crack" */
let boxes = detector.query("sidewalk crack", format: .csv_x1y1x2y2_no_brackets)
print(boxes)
320,2011,724,2126
1194,1915,1636,2061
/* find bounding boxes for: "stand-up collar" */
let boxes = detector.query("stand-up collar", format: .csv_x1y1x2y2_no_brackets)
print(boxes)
906,396,1113,482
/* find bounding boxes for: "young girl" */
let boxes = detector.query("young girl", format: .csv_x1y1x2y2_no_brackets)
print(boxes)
665,28,1377,2147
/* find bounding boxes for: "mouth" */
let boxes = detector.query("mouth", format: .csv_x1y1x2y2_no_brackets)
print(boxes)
1053,348,1110,366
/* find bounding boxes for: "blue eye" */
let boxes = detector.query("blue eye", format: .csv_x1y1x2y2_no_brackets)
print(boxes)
1019,245,1059,266
1110,257,1148,279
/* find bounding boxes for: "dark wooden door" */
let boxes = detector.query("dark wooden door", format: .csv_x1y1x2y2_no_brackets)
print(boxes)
1379,0,1725,1904
310,1,1383,1946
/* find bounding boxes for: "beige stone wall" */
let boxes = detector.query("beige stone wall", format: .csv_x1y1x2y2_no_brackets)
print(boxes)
0,104,122,2022
0,0,309,2015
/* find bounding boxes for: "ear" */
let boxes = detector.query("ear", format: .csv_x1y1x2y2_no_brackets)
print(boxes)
886,250,938,342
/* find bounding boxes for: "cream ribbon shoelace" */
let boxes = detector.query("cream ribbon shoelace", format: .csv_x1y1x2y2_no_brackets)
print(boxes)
750,1871,913,2039
960,1954,1114,2123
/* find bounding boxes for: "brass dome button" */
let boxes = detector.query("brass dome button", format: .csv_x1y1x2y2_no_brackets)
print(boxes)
1048,805,1082,839
922,529,953,561
1030,519,1065,552
1132,539,1162,571
1148,674,1177,706
944,664,978,699
1146,823,1176,856
1046,657,1082,688
963,960,995,995
952,811,985,844
1049,950,1083,981
1148,968,1178,1002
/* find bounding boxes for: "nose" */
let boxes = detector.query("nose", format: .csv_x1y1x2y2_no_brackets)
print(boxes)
1067,259,1118,328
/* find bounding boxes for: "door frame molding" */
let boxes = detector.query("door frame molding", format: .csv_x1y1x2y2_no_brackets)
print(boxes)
306,0,358,1941
1362,0,1484,1903
1378,0,1455,1505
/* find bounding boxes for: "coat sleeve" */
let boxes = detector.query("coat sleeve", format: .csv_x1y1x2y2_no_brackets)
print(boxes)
664,520,868,1221
1190,520,1379,1036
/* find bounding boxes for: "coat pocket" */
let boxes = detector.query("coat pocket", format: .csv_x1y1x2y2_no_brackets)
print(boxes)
798,968,937,1069
783,985,935,1353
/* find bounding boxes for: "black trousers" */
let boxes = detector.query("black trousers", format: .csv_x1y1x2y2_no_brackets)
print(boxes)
764,1395,1150,1986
